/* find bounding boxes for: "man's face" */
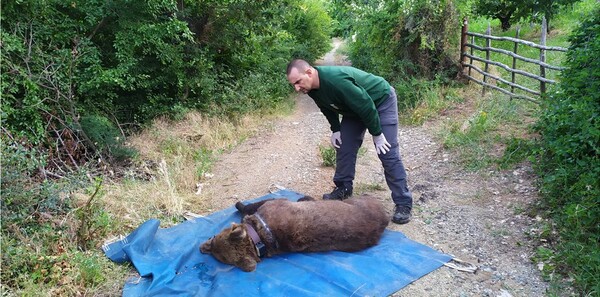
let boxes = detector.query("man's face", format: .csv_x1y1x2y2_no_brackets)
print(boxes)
287,67,313,94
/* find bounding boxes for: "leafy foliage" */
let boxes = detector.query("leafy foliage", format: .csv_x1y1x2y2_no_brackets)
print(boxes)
473,0,581,30
1,0,332,294
473,0,526,30
341,0,460,83
327,0,357,38
1,0,333,171
533,7,600,295
319,145,336,167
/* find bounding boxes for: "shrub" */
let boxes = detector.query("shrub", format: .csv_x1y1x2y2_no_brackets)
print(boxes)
80,115,138,162
319,145,336,167
348,0,460,81
533,7,600,295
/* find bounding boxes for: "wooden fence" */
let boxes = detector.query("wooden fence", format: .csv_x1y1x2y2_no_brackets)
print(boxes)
459,17,568,103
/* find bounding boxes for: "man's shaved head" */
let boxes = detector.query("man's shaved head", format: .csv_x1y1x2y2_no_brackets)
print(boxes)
286,59,318,94
286,59,311,75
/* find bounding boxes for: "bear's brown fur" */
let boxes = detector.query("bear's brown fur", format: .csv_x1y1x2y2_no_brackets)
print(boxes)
200,195,389,272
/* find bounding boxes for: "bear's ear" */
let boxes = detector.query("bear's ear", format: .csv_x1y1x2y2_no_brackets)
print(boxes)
238,256,258,272
200,238,212,254
229,223,246,242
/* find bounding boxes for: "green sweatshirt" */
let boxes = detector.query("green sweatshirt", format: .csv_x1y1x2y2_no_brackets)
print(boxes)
307,66,391,136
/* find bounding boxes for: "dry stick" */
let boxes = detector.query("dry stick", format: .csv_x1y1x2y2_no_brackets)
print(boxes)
50,133,70,171
1,126,15,141
462,62,540,96
46,112,80,171
467,40,563,69
41,168,64,179
462,53,557,84
77,180,103,249
467,32,567,51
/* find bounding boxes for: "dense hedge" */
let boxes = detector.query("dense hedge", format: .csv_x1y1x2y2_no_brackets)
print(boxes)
533,7,600,295
1,0,332,292
1,0,332,165
345,0,460,82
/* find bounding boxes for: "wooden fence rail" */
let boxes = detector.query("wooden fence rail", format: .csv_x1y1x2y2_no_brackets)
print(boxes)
459,17,567,103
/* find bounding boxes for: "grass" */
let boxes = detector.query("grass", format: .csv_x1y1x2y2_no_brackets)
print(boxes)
436,87,538,171
354,182,386,193
462,4,585,103
319,144,336,167
422,1,591,172
1,101,296,296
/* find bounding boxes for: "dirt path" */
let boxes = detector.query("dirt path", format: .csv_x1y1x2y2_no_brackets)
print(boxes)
201,39,548,296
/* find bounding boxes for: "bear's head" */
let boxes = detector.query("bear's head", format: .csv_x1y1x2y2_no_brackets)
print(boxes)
200,223,260,272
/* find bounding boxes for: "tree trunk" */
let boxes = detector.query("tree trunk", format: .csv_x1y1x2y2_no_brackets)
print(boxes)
499,16,511,31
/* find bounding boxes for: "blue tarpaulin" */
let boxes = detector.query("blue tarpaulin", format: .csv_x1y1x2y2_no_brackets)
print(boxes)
103,189,452,296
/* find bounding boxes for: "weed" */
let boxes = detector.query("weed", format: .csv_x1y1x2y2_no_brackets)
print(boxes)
512,203,526,215
75,179,113,251
497,137,536,169
194,148,216,180
491,228,511,238
355,182,386,193
319,144,336,167
531,246,557,281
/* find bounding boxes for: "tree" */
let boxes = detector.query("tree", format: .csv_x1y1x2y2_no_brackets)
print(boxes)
348,0,460,81
1,0,333,175
474,0,581,31
474,0,528,30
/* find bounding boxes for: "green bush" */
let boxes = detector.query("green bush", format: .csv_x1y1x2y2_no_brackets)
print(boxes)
348,0,460,81
80,115,138,162
285,0,333,62
319,145,336,167
533,7,600,295
1,0,332,171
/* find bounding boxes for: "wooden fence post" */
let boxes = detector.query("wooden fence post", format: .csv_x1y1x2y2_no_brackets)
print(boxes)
511,26,521,99
469,35,474,76
460,18,468,75
540,17,547,95
482,23,491,96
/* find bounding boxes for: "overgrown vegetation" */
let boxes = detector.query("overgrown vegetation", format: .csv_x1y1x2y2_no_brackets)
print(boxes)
532,7,599,295
2,0,332,166
331,0,597,295
1,0,332,294
473,0,580,31
343,0,460,83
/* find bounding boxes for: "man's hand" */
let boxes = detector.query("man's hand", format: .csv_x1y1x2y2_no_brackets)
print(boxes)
330,131,342,149
373,134,391,155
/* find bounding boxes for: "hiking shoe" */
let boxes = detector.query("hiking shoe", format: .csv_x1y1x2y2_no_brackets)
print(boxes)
323,187,352,200
392,205,411,224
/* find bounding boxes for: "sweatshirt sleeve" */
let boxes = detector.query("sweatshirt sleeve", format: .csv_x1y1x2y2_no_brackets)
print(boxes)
315,101,341,133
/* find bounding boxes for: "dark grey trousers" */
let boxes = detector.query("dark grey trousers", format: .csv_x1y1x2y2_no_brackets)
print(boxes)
334,87,413,209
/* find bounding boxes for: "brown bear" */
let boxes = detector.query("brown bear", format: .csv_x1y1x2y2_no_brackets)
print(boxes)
200,195,389,272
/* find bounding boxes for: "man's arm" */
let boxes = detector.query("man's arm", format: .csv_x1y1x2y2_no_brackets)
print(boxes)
317,104,341,133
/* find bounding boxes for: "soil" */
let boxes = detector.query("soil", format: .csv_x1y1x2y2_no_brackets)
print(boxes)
200,39,549,297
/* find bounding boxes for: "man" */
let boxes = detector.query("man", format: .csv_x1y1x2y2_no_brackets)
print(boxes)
286,59,413,224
